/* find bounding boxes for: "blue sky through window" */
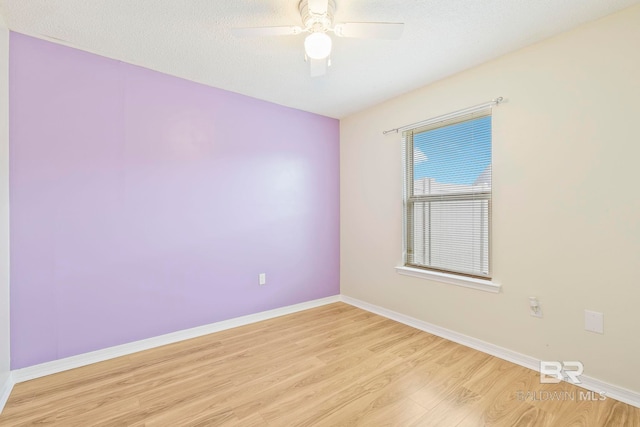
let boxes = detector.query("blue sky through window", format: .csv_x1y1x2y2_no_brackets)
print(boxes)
413,116,491,185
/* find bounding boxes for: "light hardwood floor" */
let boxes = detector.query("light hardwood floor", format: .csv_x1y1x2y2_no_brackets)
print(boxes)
1,302,638,426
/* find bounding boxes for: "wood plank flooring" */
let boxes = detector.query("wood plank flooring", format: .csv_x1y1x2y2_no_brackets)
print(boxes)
1,302,638,426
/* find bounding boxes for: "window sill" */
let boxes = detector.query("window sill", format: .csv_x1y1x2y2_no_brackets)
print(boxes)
395,266,501,293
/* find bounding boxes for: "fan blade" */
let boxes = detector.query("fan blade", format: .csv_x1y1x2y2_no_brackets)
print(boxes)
232,26,302,37
334,22,404,39
308,0,329,15
310,58,327,77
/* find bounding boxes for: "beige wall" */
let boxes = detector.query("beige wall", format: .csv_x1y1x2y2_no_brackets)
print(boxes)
340,5,640,392
0,15,10,391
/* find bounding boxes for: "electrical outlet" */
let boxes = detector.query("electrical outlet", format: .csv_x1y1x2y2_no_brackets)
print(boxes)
259,273,266,286
585,310,603,334
529,297,543,318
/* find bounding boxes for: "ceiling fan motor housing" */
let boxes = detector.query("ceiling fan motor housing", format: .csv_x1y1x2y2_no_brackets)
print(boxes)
299,0,336,32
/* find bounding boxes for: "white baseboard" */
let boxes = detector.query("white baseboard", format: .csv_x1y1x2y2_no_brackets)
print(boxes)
0,371,14,414
340,295,640,409
11,295,340,385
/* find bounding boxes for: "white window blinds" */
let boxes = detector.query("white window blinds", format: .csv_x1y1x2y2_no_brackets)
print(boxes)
403,110,492,279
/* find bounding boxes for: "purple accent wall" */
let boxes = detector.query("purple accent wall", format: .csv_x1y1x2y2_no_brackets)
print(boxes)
9,33,339,369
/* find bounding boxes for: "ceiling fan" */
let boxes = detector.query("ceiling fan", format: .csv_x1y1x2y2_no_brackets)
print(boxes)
232,0,404,77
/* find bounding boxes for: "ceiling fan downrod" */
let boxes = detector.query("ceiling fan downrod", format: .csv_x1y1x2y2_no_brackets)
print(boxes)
298,0,336,33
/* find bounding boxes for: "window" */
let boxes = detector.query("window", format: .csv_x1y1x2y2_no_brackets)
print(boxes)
403,110,492,279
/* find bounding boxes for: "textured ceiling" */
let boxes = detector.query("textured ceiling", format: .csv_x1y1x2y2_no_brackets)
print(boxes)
1,0,639,118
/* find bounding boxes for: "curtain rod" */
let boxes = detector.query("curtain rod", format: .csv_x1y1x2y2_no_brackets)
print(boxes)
382,97,504,135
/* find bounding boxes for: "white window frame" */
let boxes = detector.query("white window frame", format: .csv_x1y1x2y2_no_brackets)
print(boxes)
397,109,500,293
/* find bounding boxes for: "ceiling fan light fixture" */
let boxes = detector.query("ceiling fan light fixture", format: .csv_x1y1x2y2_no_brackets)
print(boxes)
304,32,332,59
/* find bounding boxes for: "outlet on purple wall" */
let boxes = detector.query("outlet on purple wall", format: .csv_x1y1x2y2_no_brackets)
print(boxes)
9,33,340,369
